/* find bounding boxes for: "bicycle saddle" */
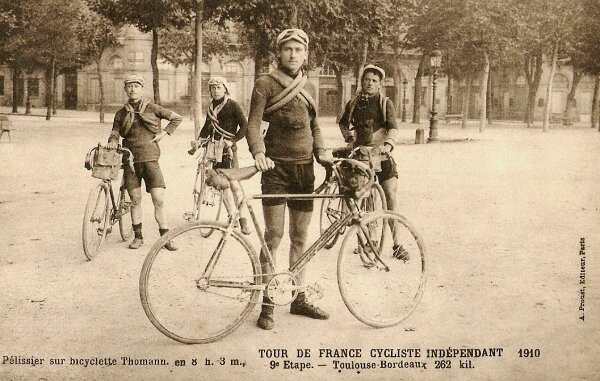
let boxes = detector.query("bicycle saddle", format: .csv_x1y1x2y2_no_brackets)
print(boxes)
205,167,258,190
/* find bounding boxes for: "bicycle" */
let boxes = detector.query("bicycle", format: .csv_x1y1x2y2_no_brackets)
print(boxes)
183,136,233,237
139,158,426,344
82,144,134,260
319,145,387,249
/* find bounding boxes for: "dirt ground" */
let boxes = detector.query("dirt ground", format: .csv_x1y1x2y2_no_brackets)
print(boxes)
0,107,599,381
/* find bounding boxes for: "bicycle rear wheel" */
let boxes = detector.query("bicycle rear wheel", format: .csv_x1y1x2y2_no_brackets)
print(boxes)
118,179,133,240
319,182,346,249
140,222,261,344
82,183,110,261
337,210,426,327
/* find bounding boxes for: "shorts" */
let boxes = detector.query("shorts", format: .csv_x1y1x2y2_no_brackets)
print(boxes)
261,162,315,212
376,155,398,183
124,161,166,193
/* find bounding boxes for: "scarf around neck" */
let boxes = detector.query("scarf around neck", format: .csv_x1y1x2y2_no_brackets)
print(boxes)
207,96,234,139
264,68,317,116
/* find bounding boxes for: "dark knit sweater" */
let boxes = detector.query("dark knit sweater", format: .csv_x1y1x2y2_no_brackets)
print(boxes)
109,99,182,163
199,98,248,142
339,93,398,147
246,74,325,164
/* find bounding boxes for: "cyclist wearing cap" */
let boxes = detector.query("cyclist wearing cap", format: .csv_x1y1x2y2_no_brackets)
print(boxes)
196,76,247,169
338,64,408,260
246,28,332,330
107,73,182,251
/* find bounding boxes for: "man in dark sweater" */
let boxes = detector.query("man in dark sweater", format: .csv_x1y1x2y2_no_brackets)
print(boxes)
246,28,331,330
338,64,408,260
196,76,247,169
107,74,182,250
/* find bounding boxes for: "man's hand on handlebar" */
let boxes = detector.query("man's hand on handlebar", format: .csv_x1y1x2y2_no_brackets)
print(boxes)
106,141,118,150
381,142,393,154
317,151,334,167
254,152,275,172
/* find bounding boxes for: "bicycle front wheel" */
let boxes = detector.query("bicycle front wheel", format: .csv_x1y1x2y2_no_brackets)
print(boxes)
82,183,109,261
118,179,133,240
337,210,426,327
140,222,261,344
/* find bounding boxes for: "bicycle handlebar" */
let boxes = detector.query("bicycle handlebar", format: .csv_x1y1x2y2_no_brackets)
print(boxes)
206,157,375,200
85,144,135,174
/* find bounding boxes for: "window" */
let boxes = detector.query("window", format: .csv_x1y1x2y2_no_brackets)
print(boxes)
128,52,144,62
320,65,336,77
224,61,242,74
0,76,4,96
109,56,123,70
29,78,39,97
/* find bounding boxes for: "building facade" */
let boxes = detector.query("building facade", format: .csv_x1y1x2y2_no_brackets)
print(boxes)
1,26,595,124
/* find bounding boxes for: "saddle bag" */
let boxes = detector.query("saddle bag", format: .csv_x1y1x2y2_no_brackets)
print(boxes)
91,145,122,180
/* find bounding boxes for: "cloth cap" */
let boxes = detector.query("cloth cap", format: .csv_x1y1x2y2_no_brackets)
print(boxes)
208,76,229,94
276,28,309,48
124,74,145,87
362,64,386,81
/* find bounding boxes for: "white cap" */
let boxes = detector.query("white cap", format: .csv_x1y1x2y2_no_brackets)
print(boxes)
362,64,385,81
276,28,309,48
208,76,229,94
124,73,145,87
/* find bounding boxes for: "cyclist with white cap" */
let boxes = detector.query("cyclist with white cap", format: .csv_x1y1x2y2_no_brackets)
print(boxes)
194,75,249,232
338,64,408,260
245,28,332,330
195,76,247,168
107,73,182,251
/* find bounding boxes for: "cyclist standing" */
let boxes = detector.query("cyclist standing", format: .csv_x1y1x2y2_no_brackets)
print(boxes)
194,76,247,169
245,28,332,330
194,76,250,233
338,64,408,260
107,73,181,251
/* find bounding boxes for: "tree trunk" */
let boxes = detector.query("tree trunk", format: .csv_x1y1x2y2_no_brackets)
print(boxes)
52,72,58,115
290,3,298,27
524,53,543,127
355,41,369,91
333,64,345,121
25,77,31,115
542,41,559,132
591,75,599,130
96,59,105,123
462,76,473,129
46,57,55,120
487,69,493,125
412,55,425,124
151,28,161,105
479,51,489,132
565,70,583,122
393,40,402,113
193,0,204,136
11,65,19,113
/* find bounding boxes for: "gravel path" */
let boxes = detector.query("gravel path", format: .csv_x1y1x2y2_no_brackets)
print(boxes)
1,109,598,380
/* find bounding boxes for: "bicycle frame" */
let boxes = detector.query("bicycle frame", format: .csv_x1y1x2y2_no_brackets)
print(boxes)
200,162,389,294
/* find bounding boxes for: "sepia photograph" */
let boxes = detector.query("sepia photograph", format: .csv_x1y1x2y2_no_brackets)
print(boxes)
0,0,598,380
